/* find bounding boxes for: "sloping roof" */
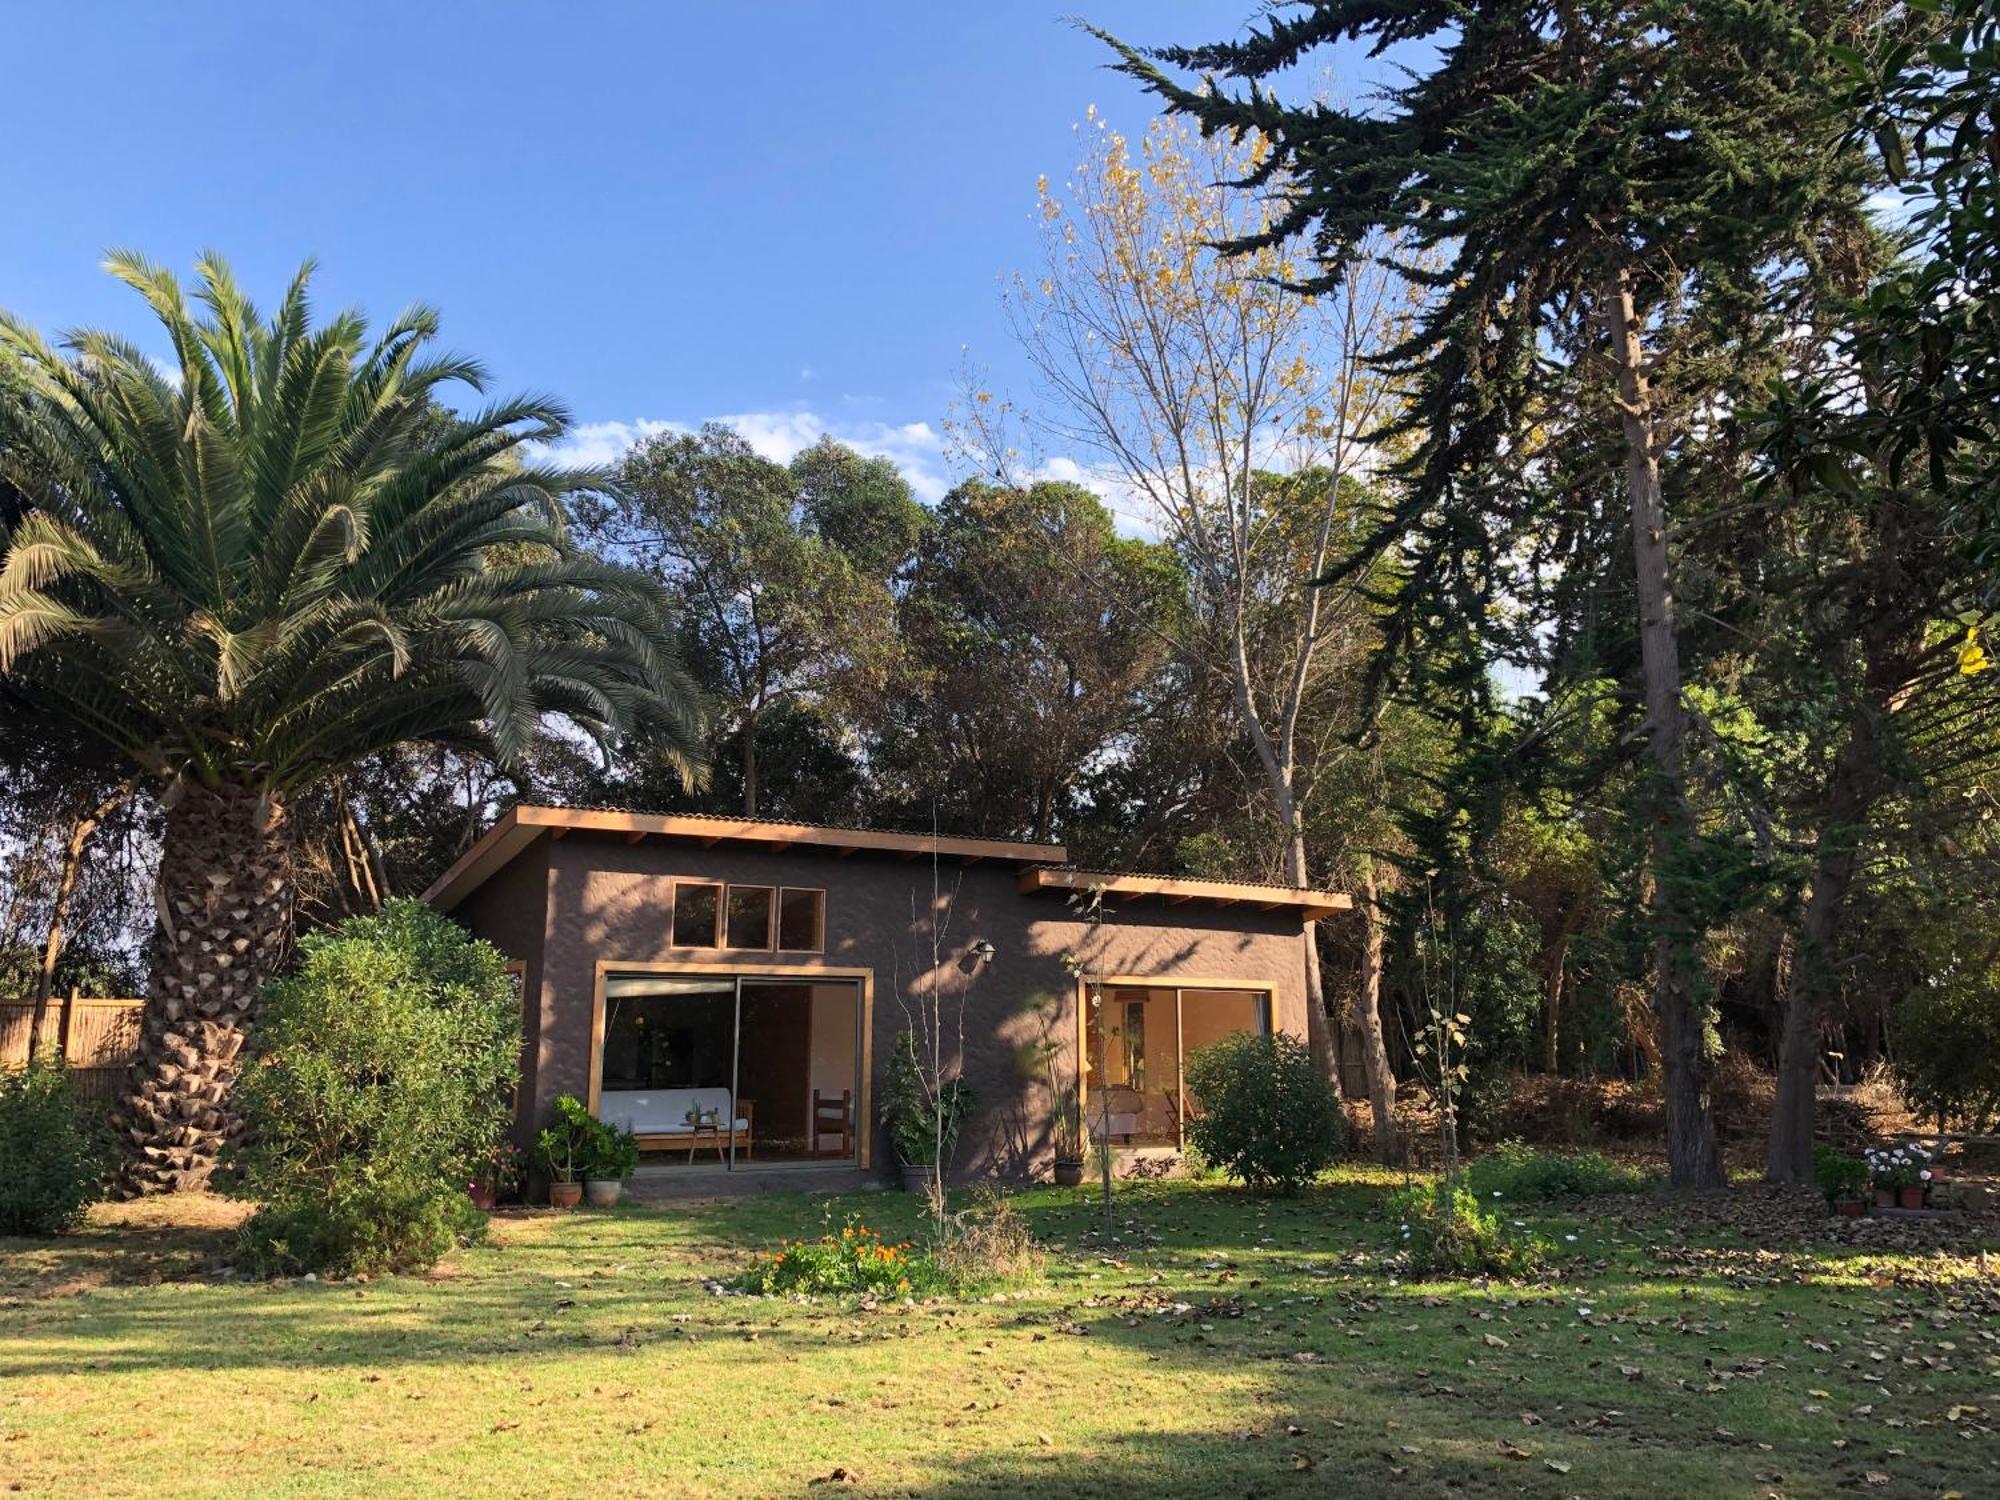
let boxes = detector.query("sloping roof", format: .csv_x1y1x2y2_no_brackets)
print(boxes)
1017,865,1351,921
423,805,1069,912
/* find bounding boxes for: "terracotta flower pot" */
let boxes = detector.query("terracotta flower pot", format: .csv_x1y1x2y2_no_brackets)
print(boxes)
1898,1184,1926,1210
549,1180,583,1209
467,1181,497,1212
1053,1158,1085,1187
1874,1187,1896,1208
1834,1198,1865,1218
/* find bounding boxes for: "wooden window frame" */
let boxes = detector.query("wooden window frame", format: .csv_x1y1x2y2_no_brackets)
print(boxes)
776,886,826,954
587,959,874,1168
725,884,776,951
670,880,724,950
664,878,826,953
1075,976,1275,1152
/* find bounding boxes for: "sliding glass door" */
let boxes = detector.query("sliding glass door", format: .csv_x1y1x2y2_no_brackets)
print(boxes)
1083,984,1271,1149
599,973,860,1169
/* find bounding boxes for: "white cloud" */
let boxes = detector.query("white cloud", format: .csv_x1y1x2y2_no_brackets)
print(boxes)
535,409,1171,539
535,408,956,504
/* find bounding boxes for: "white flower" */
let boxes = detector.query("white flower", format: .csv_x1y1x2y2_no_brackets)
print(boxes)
1920,1169,1932,1181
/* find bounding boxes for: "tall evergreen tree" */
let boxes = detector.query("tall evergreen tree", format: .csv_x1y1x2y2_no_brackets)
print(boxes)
1100,0,1879,1186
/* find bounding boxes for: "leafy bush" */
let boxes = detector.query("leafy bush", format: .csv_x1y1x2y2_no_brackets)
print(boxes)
884,1030,974,1166
1181,1031,1344,1194
1812,1145,1868,1203
1894,976,2000,1131
584,1118,640,1181
733,1214,944,1297
536,1096,636,1184
537,1094,594,1183
0,1060,112,1235
1465,1140,1652,1201
1393,1180,1544,1279
230,900,521,1277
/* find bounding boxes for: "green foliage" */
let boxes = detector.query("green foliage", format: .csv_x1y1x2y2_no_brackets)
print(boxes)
1812,1145,1869,1203
0,253,703,794
1466,1141,1651,1202
230,901,521,1277
0,1059,111,1235
537,1094,596,1183
884,1030,973,1167
1181,1031,1344,1194
1393,1180,1545,1280
582,1116,639,1181
1894,974,2000,1132
732,1214,943,1298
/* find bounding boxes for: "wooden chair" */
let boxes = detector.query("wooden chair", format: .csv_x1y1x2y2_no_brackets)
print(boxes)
811,1088,854,1158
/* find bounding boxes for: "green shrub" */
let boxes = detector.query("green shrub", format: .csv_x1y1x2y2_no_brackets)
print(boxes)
1812,1145,1868,1203
884,1030,974,1166
0,1060,112,1235
1465,1140,1651,1201
537,1094,595,1183
1181,1031,1344,1194
1393,1180,1544,1279
585,1118,640,1181
230,900,520,1277
733,1213,946,1297
1893,976,2000,1132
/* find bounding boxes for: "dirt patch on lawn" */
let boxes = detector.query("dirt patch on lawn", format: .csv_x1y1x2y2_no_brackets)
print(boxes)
0,1192,250,1300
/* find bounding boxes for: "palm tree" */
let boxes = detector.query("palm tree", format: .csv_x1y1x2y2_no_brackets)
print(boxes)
0,253,705,1194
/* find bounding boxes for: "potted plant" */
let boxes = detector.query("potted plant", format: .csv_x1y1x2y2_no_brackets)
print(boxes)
1812,1146,1868,1218
1051,1083,1086,1187
1864,1143,1932,1209
537,1095,593,1208
467,1139,525,1211
1012,994,1086,1186
584,1119,640,1208
886,1030,973,1194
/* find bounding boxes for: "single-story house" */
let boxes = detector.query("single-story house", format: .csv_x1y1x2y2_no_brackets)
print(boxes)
425,805,1350,1185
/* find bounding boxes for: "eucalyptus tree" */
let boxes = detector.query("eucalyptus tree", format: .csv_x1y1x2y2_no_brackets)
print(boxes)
1100,0,1880,1186
0,254,703,1193
581,426,922,817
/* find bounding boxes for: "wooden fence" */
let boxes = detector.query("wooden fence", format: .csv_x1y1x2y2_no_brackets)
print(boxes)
0,995,144,1108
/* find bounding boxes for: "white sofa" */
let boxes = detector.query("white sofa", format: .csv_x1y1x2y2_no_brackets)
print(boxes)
600,1088,754,1159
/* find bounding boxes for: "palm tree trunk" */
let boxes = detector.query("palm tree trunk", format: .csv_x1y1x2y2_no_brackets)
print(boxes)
115,779,294,1196
1602,267,1725,1191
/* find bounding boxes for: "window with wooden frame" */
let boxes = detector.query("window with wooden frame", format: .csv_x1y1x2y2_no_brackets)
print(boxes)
777,887,825,952
725,885,775,949
671,881,722,948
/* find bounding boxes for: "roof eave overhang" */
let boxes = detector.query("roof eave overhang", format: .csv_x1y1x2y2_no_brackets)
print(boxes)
424,806,1068,913
1016,865,1352,922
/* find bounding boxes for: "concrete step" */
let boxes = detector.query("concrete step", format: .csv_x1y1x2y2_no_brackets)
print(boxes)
624,1164,875,1200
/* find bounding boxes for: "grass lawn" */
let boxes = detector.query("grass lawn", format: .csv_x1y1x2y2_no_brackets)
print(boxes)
2,1172,1996,1498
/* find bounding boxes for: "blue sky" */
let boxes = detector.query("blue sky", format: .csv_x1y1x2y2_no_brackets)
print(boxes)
2,3,1372,501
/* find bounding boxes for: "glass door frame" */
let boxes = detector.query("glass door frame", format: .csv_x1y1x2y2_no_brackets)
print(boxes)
1076,975,1274,1151
589,960,875,1169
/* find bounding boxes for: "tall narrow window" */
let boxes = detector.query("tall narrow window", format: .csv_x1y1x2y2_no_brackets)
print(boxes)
726,885,775,949
777,888,824,952
671,882,721,948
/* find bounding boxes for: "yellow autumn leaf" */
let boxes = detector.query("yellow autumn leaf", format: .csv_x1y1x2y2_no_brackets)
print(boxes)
1958,626,1990,676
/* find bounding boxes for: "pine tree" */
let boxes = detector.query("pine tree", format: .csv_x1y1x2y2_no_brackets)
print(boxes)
1099,0,1878,1185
